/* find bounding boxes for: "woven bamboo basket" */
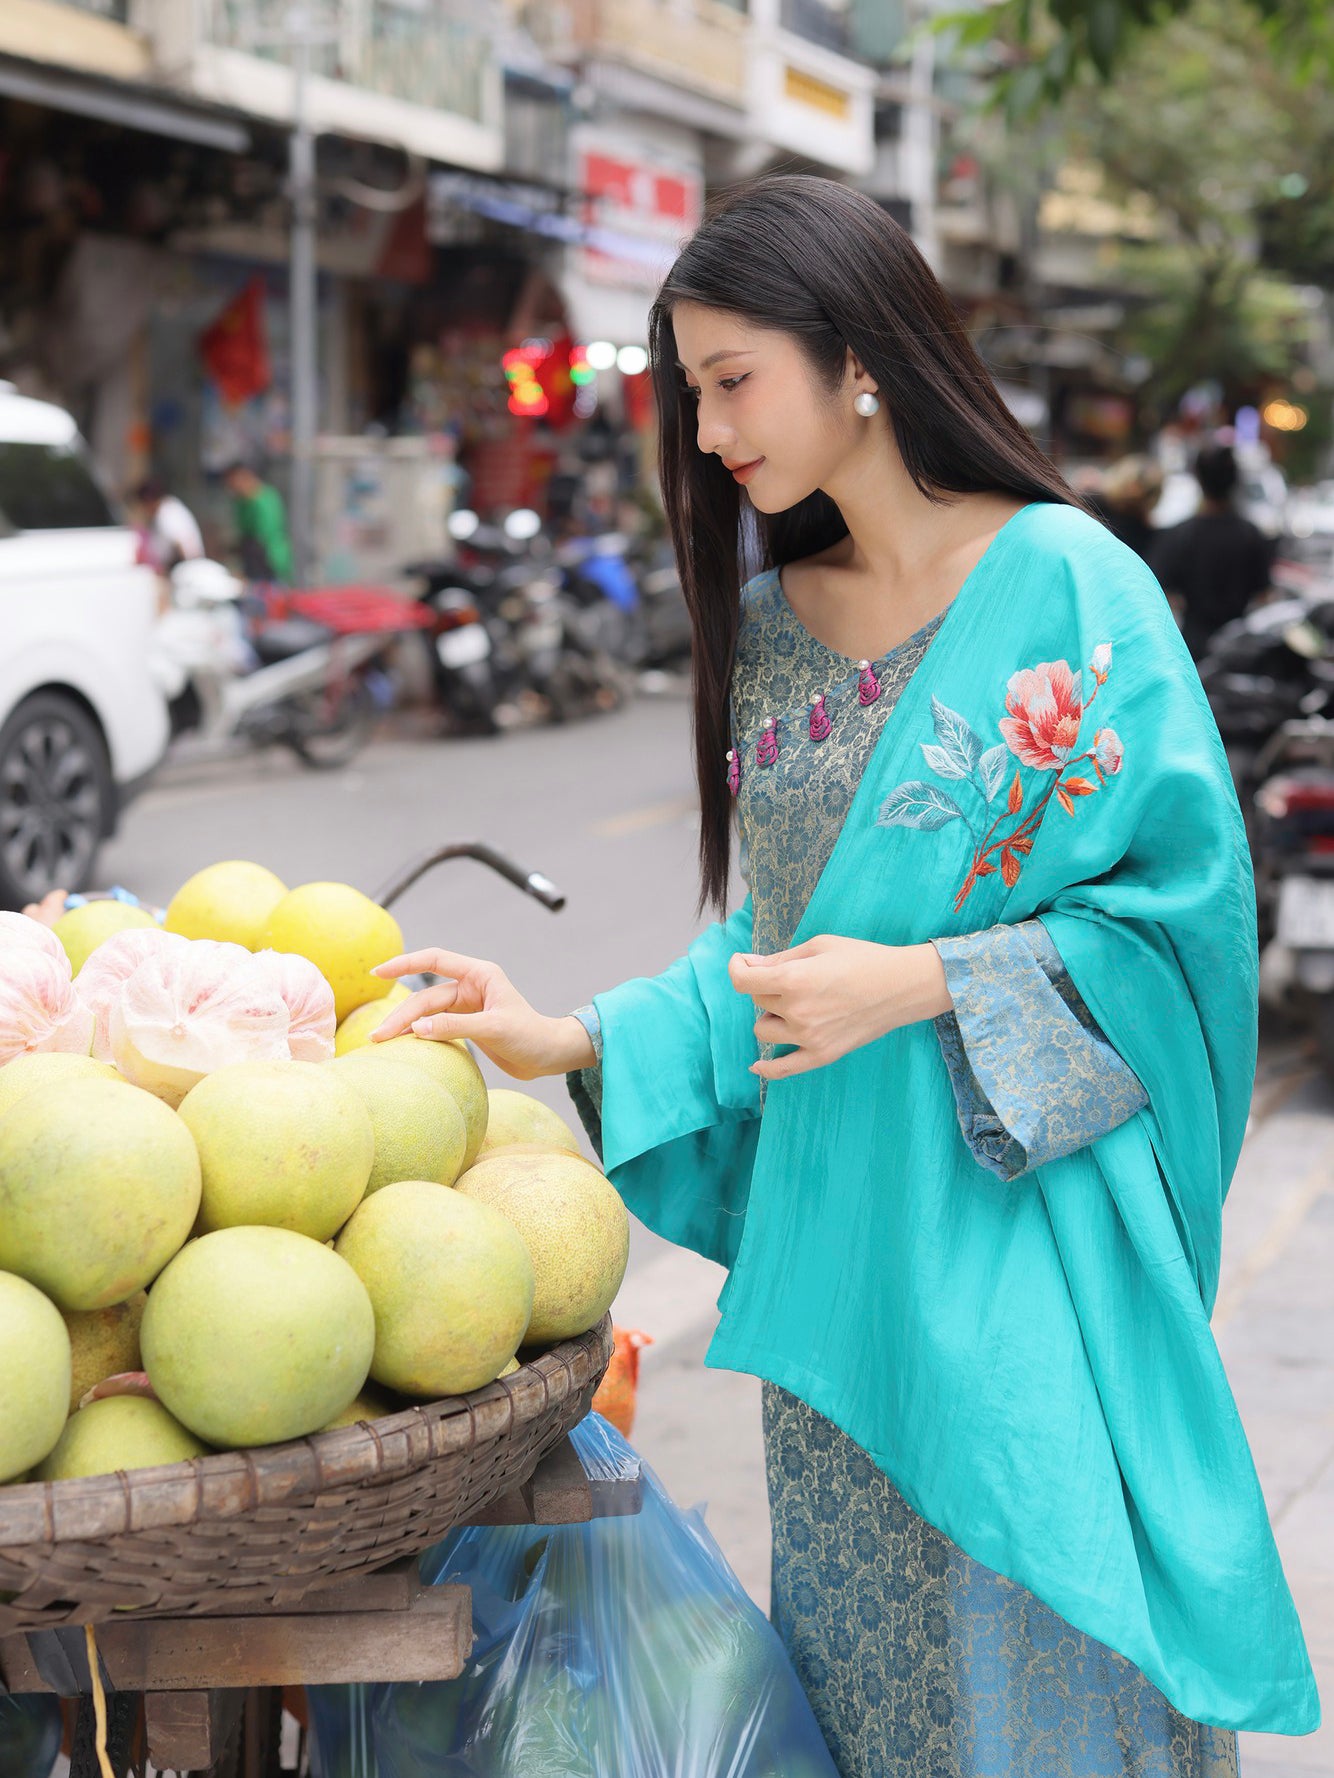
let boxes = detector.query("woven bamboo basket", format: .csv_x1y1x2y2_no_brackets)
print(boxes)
0,1317,612,1634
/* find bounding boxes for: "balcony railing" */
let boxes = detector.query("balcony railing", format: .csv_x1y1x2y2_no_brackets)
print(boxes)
202,0,492,124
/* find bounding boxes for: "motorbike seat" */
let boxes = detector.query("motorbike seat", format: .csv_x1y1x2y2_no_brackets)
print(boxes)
250,617,337,663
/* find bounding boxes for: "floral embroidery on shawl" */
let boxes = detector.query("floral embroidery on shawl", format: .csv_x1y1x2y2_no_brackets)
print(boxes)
877,642,1122,909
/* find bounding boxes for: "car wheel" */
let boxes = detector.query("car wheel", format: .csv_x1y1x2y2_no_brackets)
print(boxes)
0,691,113,910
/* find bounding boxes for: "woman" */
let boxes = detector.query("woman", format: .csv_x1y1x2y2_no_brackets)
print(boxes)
371,178,1317,1776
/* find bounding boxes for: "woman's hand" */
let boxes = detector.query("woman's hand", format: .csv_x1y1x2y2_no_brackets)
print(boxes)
727,935,953,1082
368,948,595,1080
21,889,68,928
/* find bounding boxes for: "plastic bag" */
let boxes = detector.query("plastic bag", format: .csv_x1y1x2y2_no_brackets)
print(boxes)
308,1415,837,1778
0,1694,61,1778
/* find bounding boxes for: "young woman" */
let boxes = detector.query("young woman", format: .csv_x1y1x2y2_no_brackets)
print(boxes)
372,177,1317,1777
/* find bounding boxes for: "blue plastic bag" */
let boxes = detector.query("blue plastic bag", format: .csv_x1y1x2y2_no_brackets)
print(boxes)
309,1415,836,1777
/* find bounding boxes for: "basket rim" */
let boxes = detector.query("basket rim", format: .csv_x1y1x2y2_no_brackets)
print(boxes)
0,1316,612,1549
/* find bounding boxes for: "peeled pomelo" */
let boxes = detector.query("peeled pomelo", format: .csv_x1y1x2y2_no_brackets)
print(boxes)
165,860,289,950
249,949,337,1062
0,1077,201,1311
110,942,290,1107
455,1149,628,1345
36,1395,210,1479
0,948,93,1065
364,1034,488,1168
335,1179,534,1398
329,1053,468,1195
52,901,157,976
335,984,411,1055
63,1292,147,1415
0,911,66,962
74,927,190,1062
178,1059,374,1240
0,1051,117,1119
478,1089,582,1161
0,1271,71,1483
142,1226,375,1447
320,1386,399,1430
261,883,403,1023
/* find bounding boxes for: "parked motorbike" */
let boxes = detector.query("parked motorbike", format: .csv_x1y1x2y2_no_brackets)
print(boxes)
150,561,409,768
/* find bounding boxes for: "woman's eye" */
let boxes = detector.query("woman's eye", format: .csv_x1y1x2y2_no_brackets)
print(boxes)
682,375,747,400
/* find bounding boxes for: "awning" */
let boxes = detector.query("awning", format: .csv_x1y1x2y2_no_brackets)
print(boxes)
0,55,250,152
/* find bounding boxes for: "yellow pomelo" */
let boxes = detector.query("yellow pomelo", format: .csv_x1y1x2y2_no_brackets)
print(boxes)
165,861,288,950
142,1226,375,1447
336,1179,533,1398
63,1292,146,1413
0,1078,201,1311
0,1052,118,1120
478,1090,581,1161
320,1386,400,1430
365,1034,488,1169
36,1395,209,1480
335,983,411,1055
455,1150,628,1346
329,1053,467,1194
178,1060,374,1241
262,883,403,1023
52,902,156,976
0,1272,71,1482
498,1357,519,1379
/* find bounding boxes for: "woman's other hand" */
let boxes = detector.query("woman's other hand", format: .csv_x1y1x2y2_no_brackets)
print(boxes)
21,890,69,929
369,948,595,1080
728,934,953,1081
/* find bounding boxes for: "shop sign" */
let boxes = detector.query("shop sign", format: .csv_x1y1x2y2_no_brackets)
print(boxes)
576,148,702,293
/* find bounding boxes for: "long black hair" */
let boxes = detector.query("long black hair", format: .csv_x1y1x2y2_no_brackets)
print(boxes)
647,174,1088,917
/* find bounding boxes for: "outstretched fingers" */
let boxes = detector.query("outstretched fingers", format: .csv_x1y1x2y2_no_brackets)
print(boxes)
372,947,492,983
369,980,460,1042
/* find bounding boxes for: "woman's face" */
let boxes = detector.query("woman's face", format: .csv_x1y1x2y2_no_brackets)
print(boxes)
671,302,878,515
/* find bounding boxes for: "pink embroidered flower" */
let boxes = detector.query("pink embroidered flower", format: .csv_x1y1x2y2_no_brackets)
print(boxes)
998,660,1084,771
1094,727,1124,775
1090,642,1112,684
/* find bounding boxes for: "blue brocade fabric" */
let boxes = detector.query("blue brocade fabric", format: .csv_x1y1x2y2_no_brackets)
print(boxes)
565,567,1235,1775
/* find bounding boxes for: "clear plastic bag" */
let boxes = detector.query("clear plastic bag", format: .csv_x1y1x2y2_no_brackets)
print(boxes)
0,1693,62,1778
308,1414,837,1778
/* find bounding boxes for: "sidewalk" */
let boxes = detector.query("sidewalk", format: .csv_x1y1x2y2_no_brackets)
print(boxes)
611,1067,1334,1776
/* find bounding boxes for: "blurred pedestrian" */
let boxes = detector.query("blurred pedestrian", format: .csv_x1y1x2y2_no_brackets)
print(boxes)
133,477,205,572
220,460,293,583
1086,453,1163,563
1150,443,1274,659
364,176,1314,1777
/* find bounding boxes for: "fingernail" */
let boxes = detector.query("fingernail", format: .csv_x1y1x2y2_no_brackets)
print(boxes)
412,1019,434,1037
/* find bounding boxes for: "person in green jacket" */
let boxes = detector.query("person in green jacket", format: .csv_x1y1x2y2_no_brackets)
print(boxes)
222,461,294,583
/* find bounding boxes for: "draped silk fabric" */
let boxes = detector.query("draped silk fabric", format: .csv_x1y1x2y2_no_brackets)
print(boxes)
592,502,1318,1734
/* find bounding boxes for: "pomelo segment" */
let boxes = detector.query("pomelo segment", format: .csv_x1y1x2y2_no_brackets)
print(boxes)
75,927,190,1062
251,949,337,1062
110,942,290,1107
165,860,289,950
141,1226,375,1447
0,911,66,963
0,948,93,1065
0,1271,71,1483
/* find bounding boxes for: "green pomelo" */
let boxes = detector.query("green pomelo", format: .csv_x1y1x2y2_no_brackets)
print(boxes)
141,1226,375,1447
334,984,411,1055
363,1035,488,1168
335,1179,533,1398
329,1053,467,1195
179,1060,374,1241
0,1078,201,1311
0,1053,118,1120
36,1395,209,1480
478,1089,581,1161
52,902,156,975
455,1150,628,1346
0,1272,71,1483
320,1386,400,1430
64,1292,146,1413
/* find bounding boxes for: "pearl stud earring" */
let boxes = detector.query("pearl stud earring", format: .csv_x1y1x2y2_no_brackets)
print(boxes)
854,391,881,417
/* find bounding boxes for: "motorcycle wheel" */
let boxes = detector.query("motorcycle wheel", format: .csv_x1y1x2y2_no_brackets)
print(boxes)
283,676,376,769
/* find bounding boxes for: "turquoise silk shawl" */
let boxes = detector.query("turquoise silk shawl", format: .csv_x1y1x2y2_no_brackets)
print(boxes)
591,502,1319,1735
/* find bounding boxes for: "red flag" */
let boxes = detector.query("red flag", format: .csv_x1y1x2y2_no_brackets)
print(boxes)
199,278,271,407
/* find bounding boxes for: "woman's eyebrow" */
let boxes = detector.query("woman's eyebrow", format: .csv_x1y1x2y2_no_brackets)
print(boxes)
675,350,756,372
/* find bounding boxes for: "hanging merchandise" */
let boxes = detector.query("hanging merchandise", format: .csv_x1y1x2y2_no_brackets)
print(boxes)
199,278,272,409
307,1415,838,1778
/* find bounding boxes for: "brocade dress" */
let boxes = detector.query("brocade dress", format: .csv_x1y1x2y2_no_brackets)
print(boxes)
566,566,1241,1778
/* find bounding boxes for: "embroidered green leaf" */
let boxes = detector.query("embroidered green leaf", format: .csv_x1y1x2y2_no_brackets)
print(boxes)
929,696,982,776
979,744,1008,801
877,781,965,832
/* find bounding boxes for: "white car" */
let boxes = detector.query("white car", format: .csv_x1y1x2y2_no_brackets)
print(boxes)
0,391,168,908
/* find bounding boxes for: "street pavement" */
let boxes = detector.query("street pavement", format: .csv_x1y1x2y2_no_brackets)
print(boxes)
101,693,1332,1774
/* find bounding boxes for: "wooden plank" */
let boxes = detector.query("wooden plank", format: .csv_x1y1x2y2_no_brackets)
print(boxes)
468,1435,592,1525
144,1689,243,1771
2,1586,473,1692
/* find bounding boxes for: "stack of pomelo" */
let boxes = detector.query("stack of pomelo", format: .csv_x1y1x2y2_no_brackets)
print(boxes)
0,862,626,1487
